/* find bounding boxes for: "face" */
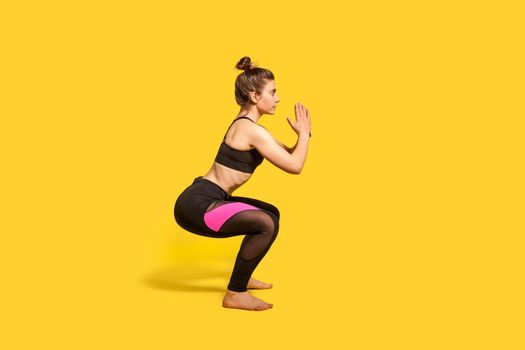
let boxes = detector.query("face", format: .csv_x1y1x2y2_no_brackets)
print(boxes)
253,80,280,115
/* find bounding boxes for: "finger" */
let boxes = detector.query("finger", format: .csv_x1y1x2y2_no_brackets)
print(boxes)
306,108,310,119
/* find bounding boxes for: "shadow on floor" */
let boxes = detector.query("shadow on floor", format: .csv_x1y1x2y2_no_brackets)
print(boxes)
144,230,243,292
142,261,232,293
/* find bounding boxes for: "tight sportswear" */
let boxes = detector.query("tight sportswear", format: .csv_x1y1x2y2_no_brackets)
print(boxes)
174,176,280,292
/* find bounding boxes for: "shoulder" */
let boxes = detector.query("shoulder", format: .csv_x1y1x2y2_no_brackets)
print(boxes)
248,121,269,136
233,118,268,136
247,122,275,147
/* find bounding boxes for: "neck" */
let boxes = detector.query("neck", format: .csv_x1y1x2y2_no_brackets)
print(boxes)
237,105,262,122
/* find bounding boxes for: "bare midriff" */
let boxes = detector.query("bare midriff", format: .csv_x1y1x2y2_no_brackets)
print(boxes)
202,162,253,196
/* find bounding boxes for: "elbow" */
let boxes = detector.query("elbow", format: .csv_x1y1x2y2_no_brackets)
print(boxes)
283,157,302,174
286,165,301,175
292,164,303,175
293,159,306,174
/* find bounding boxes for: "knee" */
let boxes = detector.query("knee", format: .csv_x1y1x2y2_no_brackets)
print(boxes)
269,205,280,220
264,211,279,236
256,210,280,237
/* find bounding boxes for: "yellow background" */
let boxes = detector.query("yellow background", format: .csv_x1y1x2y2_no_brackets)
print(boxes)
1,0,523,349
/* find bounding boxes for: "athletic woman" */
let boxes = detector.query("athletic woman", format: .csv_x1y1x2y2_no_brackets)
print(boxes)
174,56,311,311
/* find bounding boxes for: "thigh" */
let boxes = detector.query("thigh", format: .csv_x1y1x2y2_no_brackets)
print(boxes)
203,198,279,238
226,195,280,220
203,200,263,233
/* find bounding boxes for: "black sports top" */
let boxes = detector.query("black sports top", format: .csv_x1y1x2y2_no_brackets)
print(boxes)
214,116,264,173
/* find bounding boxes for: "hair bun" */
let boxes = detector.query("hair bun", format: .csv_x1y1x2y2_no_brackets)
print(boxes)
236,56,253,71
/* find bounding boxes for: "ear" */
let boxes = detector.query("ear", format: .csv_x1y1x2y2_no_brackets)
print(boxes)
249,91,260,104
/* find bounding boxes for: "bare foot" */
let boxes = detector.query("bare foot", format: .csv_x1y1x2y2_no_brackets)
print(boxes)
222,290,273,311
247,277,273,290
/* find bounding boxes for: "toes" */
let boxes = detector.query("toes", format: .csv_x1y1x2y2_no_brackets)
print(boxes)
255,304,272,311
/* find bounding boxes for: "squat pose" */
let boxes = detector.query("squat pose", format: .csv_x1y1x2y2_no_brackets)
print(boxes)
174,56,311,311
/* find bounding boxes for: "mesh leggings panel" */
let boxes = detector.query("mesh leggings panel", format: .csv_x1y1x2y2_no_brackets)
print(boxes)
204,199,280,292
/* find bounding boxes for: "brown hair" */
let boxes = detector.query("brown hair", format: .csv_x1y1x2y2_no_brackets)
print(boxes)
234,56,275,106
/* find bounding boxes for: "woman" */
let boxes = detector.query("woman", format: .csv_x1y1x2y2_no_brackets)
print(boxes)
174,56,311,311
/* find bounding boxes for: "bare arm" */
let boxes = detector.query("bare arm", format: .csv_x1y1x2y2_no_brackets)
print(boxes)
290,133,309,173
276,139,292,153
249,126,309,174
288,141,297,154
253,102,311,172
259,124,292,153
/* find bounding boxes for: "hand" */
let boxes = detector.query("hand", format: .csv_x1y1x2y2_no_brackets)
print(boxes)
286,102,311,137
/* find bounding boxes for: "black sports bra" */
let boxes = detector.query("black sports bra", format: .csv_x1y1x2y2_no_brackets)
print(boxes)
214,116,264,173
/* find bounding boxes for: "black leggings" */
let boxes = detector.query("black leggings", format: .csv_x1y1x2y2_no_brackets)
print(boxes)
174,176,280,292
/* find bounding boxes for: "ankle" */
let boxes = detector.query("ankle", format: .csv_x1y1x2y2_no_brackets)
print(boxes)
227,289,248,295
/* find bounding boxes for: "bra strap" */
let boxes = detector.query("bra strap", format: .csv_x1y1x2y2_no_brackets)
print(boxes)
222,116,255,141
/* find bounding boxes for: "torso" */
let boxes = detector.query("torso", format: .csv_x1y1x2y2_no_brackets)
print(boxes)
202,117,258,195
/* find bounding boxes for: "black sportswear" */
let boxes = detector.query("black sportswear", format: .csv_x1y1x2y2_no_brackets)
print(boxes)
214,116,264,173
